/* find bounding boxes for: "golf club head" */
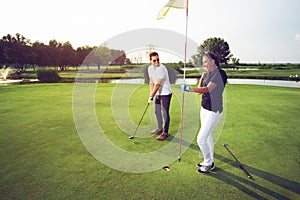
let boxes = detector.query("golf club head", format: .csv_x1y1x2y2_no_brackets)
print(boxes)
222,143,228,147
162,166,170,171
178,156,181,162
129,136,134,139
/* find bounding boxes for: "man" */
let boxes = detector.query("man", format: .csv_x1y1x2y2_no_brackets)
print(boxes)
148,52,172,141
182,53,227,173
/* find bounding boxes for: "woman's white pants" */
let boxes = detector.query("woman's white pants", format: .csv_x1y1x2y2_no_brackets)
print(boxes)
197,107,222,165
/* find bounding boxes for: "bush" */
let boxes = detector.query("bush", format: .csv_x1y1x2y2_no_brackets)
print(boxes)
36,69,61,83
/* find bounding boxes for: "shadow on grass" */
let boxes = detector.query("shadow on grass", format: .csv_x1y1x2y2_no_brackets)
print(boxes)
215,154,300,196
166,135,198,150
209,167,289,199
169,136,299,199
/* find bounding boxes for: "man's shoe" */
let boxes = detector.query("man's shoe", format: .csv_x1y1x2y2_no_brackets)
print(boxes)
197,163,215,173
196,162,214,168
156,132,169,140
150,128,163,135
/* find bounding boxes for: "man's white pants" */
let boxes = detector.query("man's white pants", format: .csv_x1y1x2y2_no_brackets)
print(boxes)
197,107,222,165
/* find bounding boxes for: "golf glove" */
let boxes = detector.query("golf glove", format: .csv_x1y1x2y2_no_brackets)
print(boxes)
181,84,190,92
148,96,153,103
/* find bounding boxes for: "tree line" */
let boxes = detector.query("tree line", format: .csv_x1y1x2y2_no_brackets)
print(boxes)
0,33,130,72
0,33,235,74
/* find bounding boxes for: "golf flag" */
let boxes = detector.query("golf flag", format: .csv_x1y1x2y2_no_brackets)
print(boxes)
157,0,187,20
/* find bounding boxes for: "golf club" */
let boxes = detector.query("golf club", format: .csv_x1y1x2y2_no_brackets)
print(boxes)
223,143,252,179
178,156,181,162
129,102,150,139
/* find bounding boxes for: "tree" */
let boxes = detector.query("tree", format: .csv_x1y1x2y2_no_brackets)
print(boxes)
192,37,232,65
0,33,130,72
32,41,48,67
59,41,77,71
47,39,61,67
145,44,157,59
111,49,126,65
0,33,33,72
231,57,240,65
84,45,112,70
75,46,93,69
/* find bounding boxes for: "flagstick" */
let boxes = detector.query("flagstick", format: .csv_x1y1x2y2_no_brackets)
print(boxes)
178,0,189,162
183,0,188,80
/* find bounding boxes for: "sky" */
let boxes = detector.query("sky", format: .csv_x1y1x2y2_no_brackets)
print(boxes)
1,0,300,63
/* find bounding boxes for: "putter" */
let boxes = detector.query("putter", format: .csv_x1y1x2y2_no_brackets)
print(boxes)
223,143,252,179
178,156,181,162
129,102,150,139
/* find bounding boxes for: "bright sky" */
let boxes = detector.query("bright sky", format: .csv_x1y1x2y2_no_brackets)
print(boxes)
1,0,300,63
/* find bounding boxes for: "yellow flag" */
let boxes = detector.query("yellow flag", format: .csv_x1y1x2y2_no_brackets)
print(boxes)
157,0,187,20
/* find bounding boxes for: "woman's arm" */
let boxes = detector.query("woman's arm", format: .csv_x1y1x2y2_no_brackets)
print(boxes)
198,72,207,87
190,81,217,94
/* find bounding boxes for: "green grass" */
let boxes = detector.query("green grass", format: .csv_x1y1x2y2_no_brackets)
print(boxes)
17,64,300,81
225,68,300,80
184,68,300,80
0,83,299,199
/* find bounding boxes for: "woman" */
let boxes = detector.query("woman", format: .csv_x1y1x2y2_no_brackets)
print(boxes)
182,53,227,173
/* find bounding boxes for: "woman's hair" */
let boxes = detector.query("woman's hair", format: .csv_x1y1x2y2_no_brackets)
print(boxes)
204,53,219,66
149,52,159,60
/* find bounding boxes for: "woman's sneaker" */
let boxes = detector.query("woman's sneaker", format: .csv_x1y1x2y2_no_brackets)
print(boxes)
197,163,215,173
196,162,214,168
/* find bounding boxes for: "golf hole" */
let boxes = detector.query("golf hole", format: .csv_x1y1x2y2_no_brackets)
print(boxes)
162,166,170,171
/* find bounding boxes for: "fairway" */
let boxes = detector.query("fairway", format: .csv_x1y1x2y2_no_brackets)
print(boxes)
0,83,299,199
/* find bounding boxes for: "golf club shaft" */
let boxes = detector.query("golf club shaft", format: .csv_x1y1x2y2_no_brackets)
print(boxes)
223,145,252,178
132,103,150,138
